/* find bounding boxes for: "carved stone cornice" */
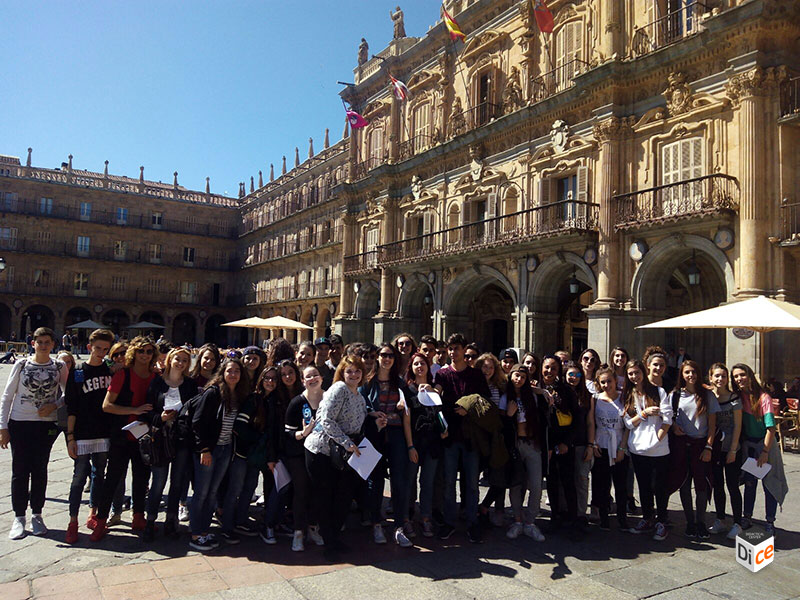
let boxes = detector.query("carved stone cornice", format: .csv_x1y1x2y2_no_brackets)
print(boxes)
725,66,787,106
592,116,634,143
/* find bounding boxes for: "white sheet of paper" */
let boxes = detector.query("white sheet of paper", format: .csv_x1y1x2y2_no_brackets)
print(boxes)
163,397,182,412
273,460,292,491
121,421,149,439
417,389,442,407
741,457,772,480
347,437,382,481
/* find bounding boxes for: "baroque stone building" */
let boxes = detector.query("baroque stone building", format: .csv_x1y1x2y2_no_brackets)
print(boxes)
2,0,799,379
331,0,800,377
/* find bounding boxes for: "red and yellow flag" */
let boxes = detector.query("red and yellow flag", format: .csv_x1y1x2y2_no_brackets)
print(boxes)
442,6,466,41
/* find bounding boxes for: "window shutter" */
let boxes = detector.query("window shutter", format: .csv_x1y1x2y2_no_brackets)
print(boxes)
576,166,588,222
538,177,551,206
422,211,432,235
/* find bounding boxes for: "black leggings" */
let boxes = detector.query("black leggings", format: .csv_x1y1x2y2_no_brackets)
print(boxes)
9,420,59,516
547,449,577,520
286,455,313,531
630,453,670,523
591,450,629,525
712,451,742,524
96,437,151,520
305,449,356,548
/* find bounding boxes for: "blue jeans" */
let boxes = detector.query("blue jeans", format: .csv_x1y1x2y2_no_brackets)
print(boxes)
369,426,410,526
69,452,107,517
91,461,125,513
443,441,480,526
222,456,261,533
190,444,232,535
408,452,438,520
742,439,778,522
146,447,192,522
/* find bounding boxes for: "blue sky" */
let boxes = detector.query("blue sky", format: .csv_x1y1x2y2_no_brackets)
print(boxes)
2,1,443,196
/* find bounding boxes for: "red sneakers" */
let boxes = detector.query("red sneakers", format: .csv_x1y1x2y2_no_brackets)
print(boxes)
65,521,79,544
86,513,98,530
131,513,146,531
90,518,108,542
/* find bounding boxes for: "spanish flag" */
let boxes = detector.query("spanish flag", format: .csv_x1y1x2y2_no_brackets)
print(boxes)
442,6,466,41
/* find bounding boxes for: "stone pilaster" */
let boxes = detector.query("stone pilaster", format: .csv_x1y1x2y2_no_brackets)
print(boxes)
338,211,357,318
725,66,785,296
377,197,397,316
601,0,623,60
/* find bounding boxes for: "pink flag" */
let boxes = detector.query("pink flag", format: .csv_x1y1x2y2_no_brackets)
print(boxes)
346,109,369,129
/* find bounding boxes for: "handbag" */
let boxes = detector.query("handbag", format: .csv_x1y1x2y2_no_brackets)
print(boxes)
139,424,176,467
328,429,364,471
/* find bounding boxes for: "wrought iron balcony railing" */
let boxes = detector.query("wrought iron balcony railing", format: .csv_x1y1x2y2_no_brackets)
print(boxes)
343,250,379,276
629,1,707,58
398,134,434,162
779,199,800,245
376,200,598,268
530,58,589,103
780,77,800,121
352,156,385,182
614,174,738,231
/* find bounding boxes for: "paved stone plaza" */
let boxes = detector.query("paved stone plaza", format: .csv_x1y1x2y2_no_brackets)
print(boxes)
0,364,798,600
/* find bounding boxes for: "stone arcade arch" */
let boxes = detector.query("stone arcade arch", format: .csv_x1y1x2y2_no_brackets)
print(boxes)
21,305,55,338
0,302,11,340
527,252,597,356
353,280,380,344
204,314,228,348
396,274,434,342
101,309,129,337
442,266,517,355
173,313,197,346
630,234,733,370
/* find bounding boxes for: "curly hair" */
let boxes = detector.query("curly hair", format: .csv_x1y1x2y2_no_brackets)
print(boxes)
124,336,158,371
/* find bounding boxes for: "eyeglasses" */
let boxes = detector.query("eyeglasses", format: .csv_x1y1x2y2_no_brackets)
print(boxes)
135,348,154,355
581,356,596,362
263,375,277,382
396,341,412,347
378,353,394,359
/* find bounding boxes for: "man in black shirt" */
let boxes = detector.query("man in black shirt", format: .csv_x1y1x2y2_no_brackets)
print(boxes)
433,333,490,543
64,328,115,544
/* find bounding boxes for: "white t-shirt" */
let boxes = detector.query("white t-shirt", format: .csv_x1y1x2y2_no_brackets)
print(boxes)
623,386,673,457
594,395,625,464
674,389,719,439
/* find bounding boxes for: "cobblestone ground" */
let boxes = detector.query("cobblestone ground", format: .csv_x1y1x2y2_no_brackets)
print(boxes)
0,364,798,600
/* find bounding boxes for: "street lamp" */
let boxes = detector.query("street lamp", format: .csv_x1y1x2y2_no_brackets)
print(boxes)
568,267,580,295
0,258,6,272
687,251,700,286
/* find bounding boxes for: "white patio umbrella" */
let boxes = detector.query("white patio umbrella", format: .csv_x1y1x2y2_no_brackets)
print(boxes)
637,296,800,333
637,295,800,376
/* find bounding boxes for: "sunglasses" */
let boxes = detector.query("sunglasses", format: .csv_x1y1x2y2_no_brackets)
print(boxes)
581,356,596,362
465,354,478,360
112,351,125,358
397,341,412,346
566,372,582,378
226,351,241,358
379,353,395,359
135,348,154,355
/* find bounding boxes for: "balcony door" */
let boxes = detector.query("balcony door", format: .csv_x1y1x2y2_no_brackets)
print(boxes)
555,21,583,91
661,137,702,216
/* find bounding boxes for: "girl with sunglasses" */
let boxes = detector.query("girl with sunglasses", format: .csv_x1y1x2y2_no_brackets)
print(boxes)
360,342,413,547
90,336,158,541
579,349,601,395
564,361,595,527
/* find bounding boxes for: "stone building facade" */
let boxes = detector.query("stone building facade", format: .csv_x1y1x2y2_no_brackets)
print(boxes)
0,152,240,347
2,0,799,379
333,0,800,377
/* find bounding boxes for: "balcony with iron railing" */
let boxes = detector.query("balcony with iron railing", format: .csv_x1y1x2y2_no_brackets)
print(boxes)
780,77,800,123
614,174,739,231
629,1,707,59
374,200,599,268
0,237,234,271
778,199,800,246
530,58,590,103
352,156,386,182
0,197,238,238
397,134,435,162
249,278,342,305
244,225,343,268
343,250,379,276
453,101,502,132
0,278,228,306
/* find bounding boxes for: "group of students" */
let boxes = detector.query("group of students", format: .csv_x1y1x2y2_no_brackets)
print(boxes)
0,327,789,563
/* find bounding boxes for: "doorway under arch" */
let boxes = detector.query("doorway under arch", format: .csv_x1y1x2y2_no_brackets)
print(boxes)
102,309,130,336
21,305,55,338
173,313,197,346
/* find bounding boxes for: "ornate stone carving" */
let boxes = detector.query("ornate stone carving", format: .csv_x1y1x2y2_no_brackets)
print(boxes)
725,66,787,106
469,145,484,182
390,6,405,39
592,116,632,143
358,38,369,66
411,175,423,200
550,120,570,153
663,72,692,116
448,96,466,138
501,66,524,115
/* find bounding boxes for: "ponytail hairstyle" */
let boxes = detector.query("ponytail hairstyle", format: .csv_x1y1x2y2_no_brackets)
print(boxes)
676,359,707,416
622,359,661,417
730,363,765,421
594,366,616,392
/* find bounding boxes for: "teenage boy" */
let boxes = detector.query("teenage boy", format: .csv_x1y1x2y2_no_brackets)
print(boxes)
64,329,115,544
313,337,335,389
433,333,490,543
0,327,69,539
326,334,344,370
418,335,440,377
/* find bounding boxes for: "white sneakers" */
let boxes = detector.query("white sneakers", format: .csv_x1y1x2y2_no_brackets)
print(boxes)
9,517,25,540
178,504,190,522
373,524,387,544
307,525,324,546
727,523,743,540
507,521,544,541
292,530,305,552
31,514,47,536
523,523,545,542
506,521,523,539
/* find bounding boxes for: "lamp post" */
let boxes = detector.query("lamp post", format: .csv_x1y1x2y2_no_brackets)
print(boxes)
568,267,580,295
687,251,700,286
